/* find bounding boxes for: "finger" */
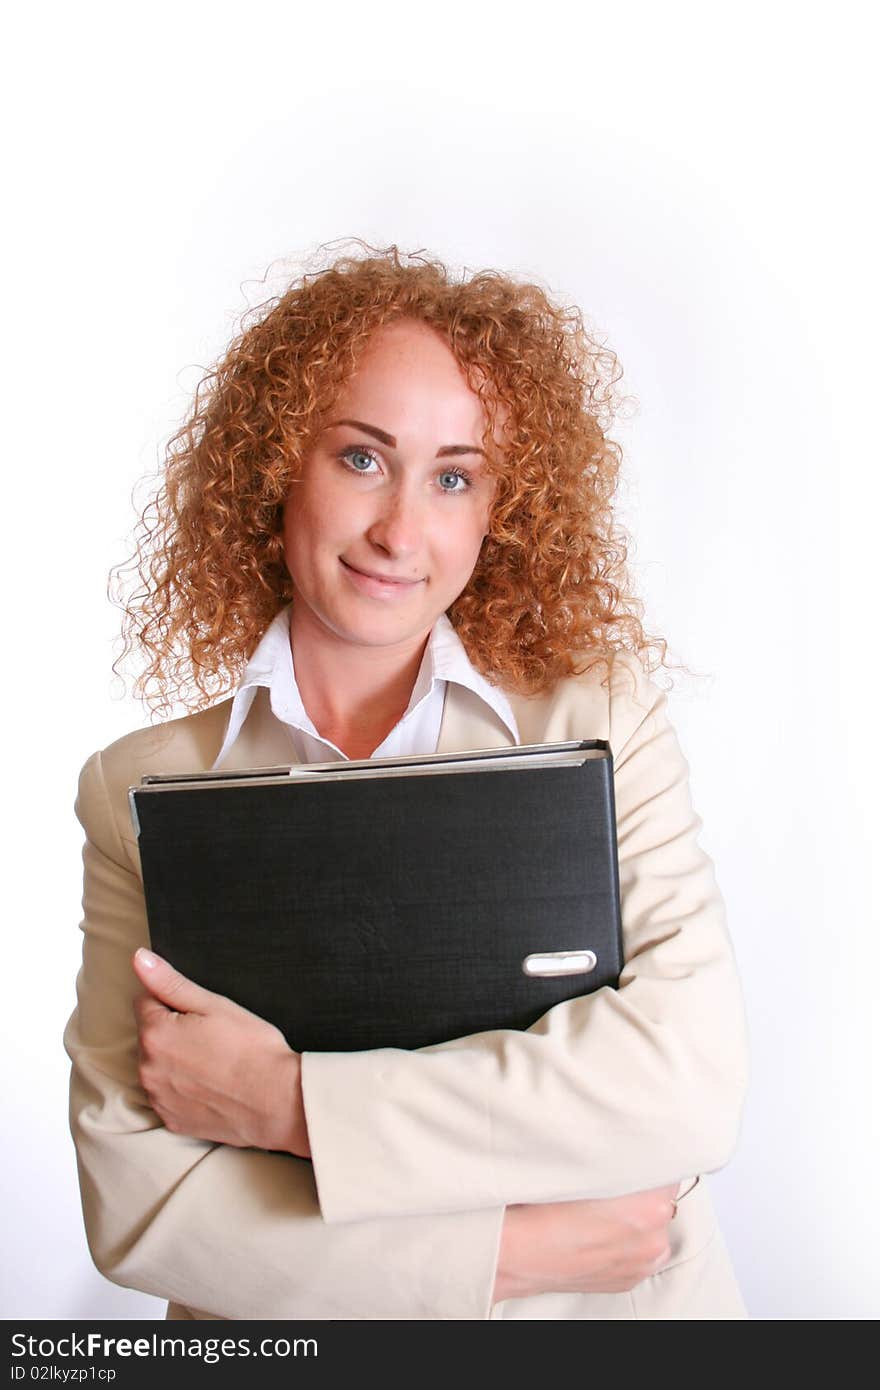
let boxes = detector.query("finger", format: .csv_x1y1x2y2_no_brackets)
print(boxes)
133,991,171,1029
132,947,219,1014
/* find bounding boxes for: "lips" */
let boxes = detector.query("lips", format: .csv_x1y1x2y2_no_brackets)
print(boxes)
340,559,424,586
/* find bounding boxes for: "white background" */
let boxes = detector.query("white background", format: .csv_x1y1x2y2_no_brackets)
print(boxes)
2,0,877,1320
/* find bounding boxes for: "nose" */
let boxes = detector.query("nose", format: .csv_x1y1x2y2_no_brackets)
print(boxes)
365,481,425,562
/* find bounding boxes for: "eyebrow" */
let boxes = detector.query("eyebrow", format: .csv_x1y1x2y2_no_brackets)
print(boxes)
328,418,486,458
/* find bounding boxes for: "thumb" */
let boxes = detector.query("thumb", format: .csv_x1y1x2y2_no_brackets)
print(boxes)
132,947,217,1014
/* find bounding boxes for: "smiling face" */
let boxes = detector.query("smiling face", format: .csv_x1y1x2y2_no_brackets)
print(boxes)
282,318,499,656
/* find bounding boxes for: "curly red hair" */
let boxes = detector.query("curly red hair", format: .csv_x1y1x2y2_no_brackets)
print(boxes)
113,240,677,717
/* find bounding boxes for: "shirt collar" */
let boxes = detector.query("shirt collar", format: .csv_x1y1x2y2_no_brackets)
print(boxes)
212,604,519,768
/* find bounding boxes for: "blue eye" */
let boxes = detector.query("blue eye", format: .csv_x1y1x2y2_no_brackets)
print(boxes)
340,446,380,473
438,469,472,493
339,447,472,494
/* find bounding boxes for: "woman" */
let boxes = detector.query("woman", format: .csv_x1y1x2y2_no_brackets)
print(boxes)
65,243,750,1320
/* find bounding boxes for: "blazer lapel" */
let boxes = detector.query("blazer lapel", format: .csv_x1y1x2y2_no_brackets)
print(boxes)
436,682,518,754
220,681,523,770
216,687,301,770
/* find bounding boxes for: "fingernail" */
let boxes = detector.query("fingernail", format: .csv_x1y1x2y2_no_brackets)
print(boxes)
135,947,159,969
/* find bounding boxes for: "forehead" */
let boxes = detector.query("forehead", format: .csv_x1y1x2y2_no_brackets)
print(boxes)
332,319,508,444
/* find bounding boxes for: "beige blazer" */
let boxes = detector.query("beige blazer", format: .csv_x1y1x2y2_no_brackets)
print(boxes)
64,649,750,1320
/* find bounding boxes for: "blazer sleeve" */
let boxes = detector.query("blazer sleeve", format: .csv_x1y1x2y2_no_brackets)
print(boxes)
64,750,505,1320
302,653,750,1223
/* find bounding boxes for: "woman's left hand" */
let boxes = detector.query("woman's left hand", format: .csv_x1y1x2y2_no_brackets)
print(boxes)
131,947,311,1158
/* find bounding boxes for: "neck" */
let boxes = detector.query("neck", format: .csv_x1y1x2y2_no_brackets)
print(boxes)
287,602,431,755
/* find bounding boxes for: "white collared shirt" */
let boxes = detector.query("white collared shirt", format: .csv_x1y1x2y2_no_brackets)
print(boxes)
212,604,520,768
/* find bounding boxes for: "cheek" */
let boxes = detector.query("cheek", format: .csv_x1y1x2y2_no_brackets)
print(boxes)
281,499,321,584
465,490,493,551
436,515,489,578
282,484,344,556
281,501,302,565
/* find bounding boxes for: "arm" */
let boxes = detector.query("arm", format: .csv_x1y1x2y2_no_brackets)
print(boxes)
126,947,682,1307
65,750,504,1320
302,653,750,1223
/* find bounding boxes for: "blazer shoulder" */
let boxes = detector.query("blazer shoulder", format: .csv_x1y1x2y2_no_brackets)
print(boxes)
98,698,233,784
76,700,234,856
507,648,666,753
602,649,675,761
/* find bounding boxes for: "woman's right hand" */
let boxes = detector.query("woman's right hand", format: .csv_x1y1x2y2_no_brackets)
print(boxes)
492,1183,680,1304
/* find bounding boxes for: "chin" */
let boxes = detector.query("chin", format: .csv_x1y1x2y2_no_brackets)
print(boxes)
330,604,437,647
